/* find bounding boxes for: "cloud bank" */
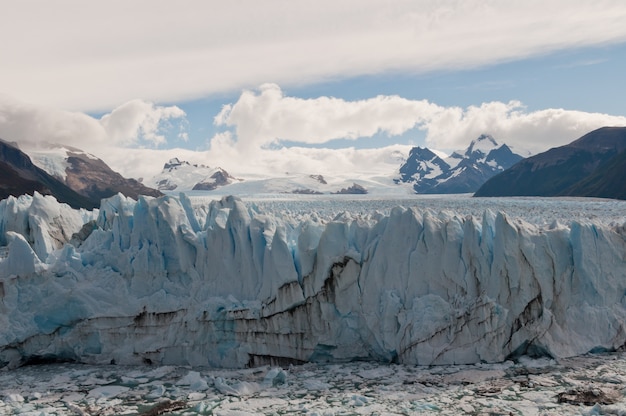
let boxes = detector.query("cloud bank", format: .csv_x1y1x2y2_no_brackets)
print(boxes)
0,95,186,151
3,1,626,110
213,85,626,156
2,87,626,181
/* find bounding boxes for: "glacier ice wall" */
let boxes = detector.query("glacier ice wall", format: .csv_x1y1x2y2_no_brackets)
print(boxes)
1,193,626,369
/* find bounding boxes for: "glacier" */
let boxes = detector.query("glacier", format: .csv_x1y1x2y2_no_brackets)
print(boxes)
1,192,626,369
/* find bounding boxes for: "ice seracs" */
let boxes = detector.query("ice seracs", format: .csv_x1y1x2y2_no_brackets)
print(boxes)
1,193,626,369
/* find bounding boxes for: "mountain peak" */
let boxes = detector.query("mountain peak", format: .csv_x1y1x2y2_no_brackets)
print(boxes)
397,135,524,194
465,134,499,157
407,146,439,161
152,159,237,191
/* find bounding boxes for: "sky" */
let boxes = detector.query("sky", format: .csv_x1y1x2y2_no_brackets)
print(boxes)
2,0,626,181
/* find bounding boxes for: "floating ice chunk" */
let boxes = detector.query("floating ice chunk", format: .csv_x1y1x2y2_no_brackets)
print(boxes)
4,393,24,403
188,391,205,401
214,410,264,416
351,394,369,406
302,379,331,391
146,384,167,399
357,366,396,380
214,377,259,397
176,371,209,391
86,385,130,399
263,368,287,386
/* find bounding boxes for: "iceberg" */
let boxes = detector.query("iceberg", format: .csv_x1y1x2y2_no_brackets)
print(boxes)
1,193,626,369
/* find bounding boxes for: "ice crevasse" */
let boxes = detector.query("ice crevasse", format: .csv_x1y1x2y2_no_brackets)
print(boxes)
1,192,626,369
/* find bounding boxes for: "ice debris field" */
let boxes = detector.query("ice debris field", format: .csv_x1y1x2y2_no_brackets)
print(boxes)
1,192,626,413
3,354,626,415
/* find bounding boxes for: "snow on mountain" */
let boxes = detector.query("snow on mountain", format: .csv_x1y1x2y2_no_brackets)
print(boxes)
24,143,162,205
464,133,499,158
397,134,524,194
151,158,240,191
152,158,403,196
23,145,72,181
0,139,97,209
1,192,626,369
398,147,451,183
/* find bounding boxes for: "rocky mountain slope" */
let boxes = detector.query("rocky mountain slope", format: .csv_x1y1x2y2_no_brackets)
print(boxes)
0,140,163,209
475,127,626,199
397,134,524,194
27,144,162,203
0,140,96,209
65,151,162,201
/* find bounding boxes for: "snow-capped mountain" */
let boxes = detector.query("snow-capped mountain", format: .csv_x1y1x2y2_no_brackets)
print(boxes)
151,158,239,191
0,139,96,209
25,143,162,206
396,134,524,194
151,158,380,195
397,147,452,191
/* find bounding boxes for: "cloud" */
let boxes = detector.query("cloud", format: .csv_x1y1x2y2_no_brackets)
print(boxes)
2,1,626,110
0,95,187,151
2,88,626,183
214,83,440,152
88,144,412,185
100,99,186,146
422,101,626,154
0,94,105,148
211,85,626,156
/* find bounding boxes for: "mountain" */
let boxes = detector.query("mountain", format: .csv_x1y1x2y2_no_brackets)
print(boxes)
474,127,626,199
565,149,626,199
152,158,239,191
397,134,524,194
397,147,450,191
27,144,163,204
0,139,96,209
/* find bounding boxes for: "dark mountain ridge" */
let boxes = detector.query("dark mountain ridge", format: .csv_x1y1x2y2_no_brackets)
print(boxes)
474,126,626,199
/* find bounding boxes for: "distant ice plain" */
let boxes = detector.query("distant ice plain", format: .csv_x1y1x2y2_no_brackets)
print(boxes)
187,192,626,226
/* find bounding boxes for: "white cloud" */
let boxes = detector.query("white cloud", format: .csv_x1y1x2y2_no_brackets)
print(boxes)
90,144,412,186
0,94,106,148
0,95,186,151
211,85,626,157
2,88,626,183
100,99,186,146
422,101,626,154
214,83,440,152
2,1,626,111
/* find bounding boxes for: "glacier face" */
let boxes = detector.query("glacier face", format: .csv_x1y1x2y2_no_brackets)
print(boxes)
1,193,626,369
